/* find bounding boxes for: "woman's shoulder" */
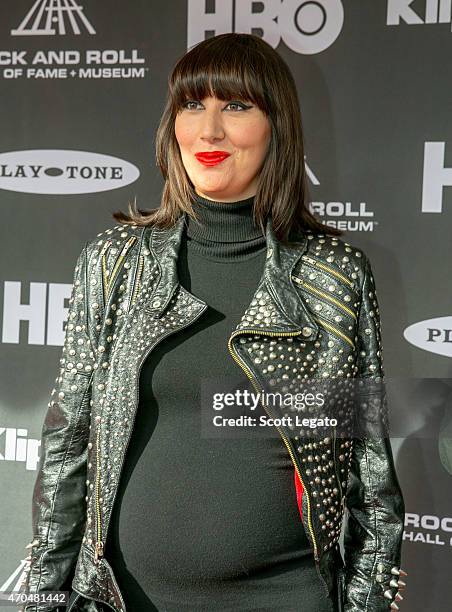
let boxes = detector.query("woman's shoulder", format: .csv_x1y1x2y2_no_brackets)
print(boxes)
69,223,155,334
292,230,371,297
84,222,148,259
80,223,151,310
302,230,369,262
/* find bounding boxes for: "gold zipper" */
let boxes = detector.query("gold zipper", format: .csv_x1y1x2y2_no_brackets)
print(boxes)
313,316,355,349
130,255,144,308
101,256,109,305
99,240,112,305
95,235,141,561
94,417,103,563
291,276,357,321
101,236,138,306
227,328,320,561
301,255,355,289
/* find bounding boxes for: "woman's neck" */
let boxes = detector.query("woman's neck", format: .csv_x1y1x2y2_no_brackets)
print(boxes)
185,192,266,261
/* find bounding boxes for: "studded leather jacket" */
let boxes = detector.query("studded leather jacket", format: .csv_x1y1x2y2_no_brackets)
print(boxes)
19,214,406,612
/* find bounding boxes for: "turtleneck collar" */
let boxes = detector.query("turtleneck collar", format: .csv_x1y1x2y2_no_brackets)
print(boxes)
185,191,266,261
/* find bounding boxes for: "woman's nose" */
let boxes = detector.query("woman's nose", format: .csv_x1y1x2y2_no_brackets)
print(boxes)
199,109,225,141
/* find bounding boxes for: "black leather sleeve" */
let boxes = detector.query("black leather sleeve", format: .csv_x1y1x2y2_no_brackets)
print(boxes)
18,244,96,612
343,254,406,611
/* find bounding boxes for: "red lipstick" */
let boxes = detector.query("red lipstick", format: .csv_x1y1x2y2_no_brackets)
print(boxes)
194,151,231,166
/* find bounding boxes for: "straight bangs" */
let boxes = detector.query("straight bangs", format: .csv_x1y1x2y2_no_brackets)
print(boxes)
169,41,270,116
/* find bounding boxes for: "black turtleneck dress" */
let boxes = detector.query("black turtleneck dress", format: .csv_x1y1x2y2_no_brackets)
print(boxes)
105,194,336,611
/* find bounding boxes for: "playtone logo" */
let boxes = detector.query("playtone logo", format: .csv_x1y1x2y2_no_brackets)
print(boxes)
404,316,452,358
0,149,140,194
11,0,96,36
187,0,344,54
0,427,40,471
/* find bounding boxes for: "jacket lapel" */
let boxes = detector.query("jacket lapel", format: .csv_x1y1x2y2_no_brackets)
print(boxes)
145,212,319,337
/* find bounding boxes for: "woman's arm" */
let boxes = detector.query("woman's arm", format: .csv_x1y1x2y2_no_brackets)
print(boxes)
19,244,96,612
343,254,406,611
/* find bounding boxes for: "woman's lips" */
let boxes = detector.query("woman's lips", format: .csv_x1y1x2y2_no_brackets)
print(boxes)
194,151,231,166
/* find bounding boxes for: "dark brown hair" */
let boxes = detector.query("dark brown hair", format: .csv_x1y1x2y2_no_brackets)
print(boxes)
113,33,342,243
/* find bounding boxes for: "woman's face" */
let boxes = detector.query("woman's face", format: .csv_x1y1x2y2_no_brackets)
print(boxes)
175,95,271,202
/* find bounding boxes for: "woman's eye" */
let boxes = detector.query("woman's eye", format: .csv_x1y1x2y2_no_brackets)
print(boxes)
225,101,251,111
182,100,201,110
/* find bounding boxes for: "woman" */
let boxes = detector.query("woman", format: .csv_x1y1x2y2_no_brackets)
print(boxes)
20,34,406,612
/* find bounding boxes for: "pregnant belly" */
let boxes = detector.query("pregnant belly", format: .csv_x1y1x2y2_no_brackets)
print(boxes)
106,435,312,584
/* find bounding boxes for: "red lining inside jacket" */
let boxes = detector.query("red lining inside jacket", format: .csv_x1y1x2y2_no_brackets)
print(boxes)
294,467,303,520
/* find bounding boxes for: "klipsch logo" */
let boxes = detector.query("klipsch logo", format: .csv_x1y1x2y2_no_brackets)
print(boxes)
187,0,344,54
387,0,452,27
11,0,96,36
0,150,140,195
404,316,452,358
0,427,40,471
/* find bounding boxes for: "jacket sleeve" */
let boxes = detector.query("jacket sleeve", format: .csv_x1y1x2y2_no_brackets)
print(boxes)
18,244,96,612
342,254,407,612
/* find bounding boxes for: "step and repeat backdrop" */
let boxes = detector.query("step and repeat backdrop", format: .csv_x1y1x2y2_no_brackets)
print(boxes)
1,1,451,610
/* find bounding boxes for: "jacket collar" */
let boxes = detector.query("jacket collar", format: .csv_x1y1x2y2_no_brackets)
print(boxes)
145,212,319,336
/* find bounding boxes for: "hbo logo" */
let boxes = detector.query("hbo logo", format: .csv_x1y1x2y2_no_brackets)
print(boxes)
187,0,344,54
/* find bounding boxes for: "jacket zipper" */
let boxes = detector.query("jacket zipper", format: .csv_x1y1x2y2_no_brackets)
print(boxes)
93,299,209,563
227,327,331,596
101,236,137,306
301,255,355,290
95,236,138,562
94,417,103,563
312,316,355,349
130,255,144,309
227,329,318,556
99,240,112,306
291,276,357,321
